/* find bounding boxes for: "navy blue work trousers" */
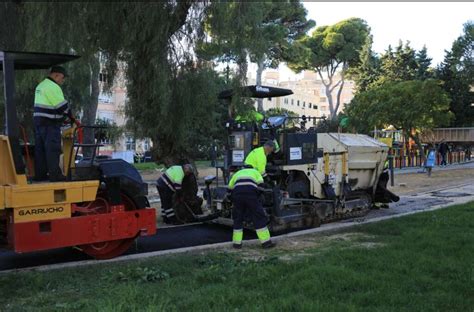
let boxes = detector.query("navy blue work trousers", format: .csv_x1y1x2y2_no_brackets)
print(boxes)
34,124,63,181
156,178,176,218
232,190,268,230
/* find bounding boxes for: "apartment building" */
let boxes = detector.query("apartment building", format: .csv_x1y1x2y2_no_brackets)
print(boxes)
96,68,151,159
249,70,355,122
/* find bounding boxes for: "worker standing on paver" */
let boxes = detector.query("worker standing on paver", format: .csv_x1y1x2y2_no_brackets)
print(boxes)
156,164,194,224
244,140,275,177
228,168,275,249
33,66,78,182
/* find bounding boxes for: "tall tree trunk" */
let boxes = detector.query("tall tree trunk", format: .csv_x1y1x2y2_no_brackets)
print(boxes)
317,68,335,120
256,57,265,112
82,56,100,157
411,133,426,165
333,79,345,120
0,3,22,50
325,84,334,119
403,132,410,155
236,50,248,86
230,49,248,117
332,65,347,120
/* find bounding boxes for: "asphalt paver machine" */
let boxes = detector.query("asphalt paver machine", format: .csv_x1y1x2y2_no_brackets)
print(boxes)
206,85,399,232
0,51,156,259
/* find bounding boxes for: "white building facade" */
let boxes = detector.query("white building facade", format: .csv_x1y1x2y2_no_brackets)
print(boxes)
248,70,355,123
96,66,152,160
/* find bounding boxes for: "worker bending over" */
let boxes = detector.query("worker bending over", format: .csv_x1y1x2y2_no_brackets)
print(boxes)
156,164,194,224
228,168,275,249
244,140,275,177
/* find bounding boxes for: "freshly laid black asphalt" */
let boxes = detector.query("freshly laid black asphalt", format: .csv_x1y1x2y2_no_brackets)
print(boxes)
0,223,257,271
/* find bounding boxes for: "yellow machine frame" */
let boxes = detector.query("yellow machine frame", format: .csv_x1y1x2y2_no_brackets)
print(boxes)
0,134,99,223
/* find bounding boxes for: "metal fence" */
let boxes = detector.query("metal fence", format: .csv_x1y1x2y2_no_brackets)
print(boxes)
393,151,471,169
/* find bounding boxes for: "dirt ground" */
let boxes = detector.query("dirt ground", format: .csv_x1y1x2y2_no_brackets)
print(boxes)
228,231,384,260
387,167,474,195
141,165,474,196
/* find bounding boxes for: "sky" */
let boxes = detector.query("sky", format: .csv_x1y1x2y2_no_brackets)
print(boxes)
254,2,474,82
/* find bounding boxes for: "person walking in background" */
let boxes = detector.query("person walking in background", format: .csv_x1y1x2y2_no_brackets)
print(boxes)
438,140,449,166
465,145,472,161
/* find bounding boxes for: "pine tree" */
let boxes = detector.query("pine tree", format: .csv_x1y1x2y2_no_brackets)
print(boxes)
288,18,371,120
436,21,474,126
198,1,314,112
416,46,433,80
347,35,380,93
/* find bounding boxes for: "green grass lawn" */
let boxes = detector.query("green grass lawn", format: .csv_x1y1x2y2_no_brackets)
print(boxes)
132,162,162,171
133,161,211,172
195,160,212,168
1,202,473,311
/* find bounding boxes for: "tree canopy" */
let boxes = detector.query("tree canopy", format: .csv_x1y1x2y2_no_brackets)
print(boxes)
346,79,452,158
348,40,434,94
288,17,370,120
2,3,471,166
0,1,223,164
0,2,120,145
436,21,474,127
198,2,314,112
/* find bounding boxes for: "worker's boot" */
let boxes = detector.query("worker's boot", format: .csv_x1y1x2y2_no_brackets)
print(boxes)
261,240,276,249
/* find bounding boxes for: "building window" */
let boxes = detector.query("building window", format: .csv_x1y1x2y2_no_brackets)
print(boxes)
144,139,150,151
98,92,112,104
297,100,300,106
303,101,305,108
101,137,113,145
284,98,288,105
313,105,318,110
99,72,108,83
309,103,312,108
291,99,294,105
97,111,114,121
320,97,327,103
126,136,136,151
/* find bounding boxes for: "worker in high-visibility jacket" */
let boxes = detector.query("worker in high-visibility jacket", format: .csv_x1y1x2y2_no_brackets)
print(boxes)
33,66,78,182
235,110,265,123
244,140,275,177
228,168,275,249
156,164,194,224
